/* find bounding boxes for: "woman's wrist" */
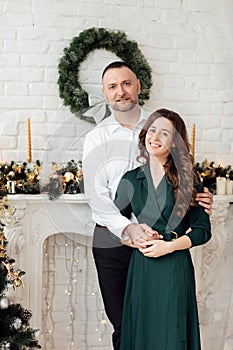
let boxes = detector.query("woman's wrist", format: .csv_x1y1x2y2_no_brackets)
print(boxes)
167,241,175,254
168,236,192,253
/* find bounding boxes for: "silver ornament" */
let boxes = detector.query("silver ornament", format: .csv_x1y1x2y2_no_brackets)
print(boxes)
12,317,22,330
0,296,9,309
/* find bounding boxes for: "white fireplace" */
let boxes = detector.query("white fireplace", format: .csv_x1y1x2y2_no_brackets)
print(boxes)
5,193,233,350
5,194,113,349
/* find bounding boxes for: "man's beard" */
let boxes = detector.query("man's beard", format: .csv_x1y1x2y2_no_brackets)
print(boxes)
110,100,138,113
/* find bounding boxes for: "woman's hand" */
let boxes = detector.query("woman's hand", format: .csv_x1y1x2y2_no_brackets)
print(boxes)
139,235,192,258
139,240,172,258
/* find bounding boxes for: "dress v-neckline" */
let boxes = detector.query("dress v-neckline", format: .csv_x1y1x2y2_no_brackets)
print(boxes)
144,165,166,194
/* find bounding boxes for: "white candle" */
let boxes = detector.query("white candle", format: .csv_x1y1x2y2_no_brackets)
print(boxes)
216,177,226,195
226,179,233,195
7,180,15,194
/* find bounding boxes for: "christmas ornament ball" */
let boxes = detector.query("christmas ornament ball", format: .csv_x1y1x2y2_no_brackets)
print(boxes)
64,172,74,182
13,278,22,288
0,295,9,309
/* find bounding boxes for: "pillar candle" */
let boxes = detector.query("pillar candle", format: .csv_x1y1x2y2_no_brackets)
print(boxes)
191,124,195,158
7,180,16,194
226,179,233,195
27,118,32,163
216,177,226,195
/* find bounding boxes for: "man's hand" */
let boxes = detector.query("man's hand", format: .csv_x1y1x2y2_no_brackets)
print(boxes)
122,223,161,248
195,187,213,215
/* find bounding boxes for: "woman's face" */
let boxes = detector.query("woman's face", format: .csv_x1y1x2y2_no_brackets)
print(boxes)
145,117,174,162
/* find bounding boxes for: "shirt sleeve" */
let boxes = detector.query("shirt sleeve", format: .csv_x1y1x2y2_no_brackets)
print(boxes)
186,182,212,247
82,131,132,238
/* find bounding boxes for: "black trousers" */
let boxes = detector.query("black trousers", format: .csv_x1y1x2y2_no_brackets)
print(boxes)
92,226,133,350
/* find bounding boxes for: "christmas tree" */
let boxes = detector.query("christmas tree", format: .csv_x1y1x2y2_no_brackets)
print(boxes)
0,196,41,349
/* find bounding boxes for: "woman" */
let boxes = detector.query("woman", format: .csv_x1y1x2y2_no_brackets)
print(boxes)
114,108,211,350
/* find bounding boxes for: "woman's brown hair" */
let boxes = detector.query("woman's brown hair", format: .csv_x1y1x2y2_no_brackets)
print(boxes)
138,108,198,218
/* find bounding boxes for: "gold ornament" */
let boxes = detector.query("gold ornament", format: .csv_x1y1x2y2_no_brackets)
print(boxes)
0,231,7,249
0,196,14,225
13,277,23,289
64,172,74,182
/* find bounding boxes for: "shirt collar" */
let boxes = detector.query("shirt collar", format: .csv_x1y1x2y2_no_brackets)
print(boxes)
101,107,150,134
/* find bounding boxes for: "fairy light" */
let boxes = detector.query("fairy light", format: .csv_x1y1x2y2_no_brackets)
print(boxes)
41,233,110,349
41,237,55,350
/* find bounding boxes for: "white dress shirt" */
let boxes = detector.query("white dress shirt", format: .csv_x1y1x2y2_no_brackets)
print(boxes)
82,107,151,238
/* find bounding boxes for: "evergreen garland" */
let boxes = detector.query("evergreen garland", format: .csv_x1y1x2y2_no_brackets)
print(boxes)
58,27,153,123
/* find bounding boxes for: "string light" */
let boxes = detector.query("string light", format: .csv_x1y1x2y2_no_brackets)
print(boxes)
41,233,110,349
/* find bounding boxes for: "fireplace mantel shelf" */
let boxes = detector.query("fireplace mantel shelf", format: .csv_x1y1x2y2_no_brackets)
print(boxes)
8,193,88,202
8,192,233,202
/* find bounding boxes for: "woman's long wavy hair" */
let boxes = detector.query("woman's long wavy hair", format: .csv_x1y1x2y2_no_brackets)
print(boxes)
137,108,199,218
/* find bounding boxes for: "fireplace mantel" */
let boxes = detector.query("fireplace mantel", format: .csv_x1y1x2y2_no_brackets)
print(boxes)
5,193,233,349
5,193,94,329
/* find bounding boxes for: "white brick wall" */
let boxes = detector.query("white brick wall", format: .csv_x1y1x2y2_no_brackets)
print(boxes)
0,0,232,166
1,0,233,349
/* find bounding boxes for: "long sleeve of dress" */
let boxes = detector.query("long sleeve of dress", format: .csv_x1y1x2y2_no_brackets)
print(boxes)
114,173,133,220
186,183,211,247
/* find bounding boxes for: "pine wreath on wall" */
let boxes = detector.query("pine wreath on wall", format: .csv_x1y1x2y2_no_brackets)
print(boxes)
58,27,152,124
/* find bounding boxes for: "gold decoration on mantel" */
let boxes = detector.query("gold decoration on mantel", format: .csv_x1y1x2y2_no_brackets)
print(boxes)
0,196,14,226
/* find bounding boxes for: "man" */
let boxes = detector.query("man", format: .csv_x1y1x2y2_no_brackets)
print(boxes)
82,61,213,350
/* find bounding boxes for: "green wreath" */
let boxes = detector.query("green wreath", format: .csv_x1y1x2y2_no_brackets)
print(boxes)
58,27,153,123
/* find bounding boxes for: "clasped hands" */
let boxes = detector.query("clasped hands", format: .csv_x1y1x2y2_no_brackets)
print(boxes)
122,223,172,258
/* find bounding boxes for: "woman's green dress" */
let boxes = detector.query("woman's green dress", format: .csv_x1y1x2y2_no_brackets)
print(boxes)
114,165,211,350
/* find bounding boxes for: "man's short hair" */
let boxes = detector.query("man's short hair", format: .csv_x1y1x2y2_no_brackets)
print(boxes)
102,61,136,79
